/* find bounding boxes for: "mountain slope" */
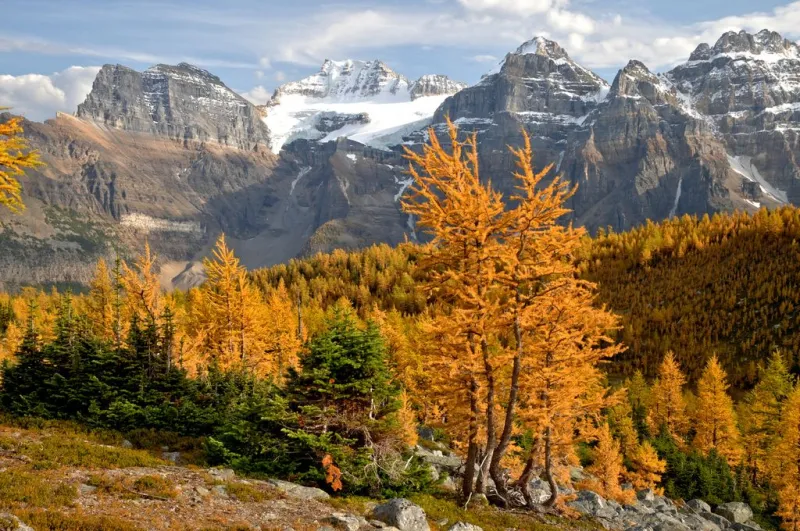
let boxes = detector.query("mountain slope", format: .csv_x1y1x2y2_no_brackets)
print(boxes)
6,30,800,288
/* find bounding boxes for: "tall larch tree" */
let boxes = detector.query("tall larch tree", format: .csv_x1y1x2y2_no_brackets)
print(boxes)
693,355,742,465
86,258,115,341
199,235,276,376
122,242,162,326
769,385,800,530
487,129,587,500
402,119,510,500
649,351,689,440
0,110,41,212
740,351,795,484
581,422,634,504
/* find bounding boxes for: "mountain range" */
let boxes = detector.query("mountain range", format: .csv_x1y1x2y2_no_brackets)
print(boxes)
2,28,800,289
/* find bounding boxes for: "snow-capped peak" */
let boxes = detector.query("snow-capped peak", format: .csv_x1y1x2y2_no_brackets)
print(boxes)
270,59,410,105
514,36,571,61
264,59,466,153
688,29,800,63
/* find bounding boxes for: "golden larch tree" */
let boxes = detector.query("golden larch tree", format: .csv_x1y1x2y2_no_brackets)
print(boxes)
769,385,800,530
693,355,742,465
0,111,41,212
581,422,635,504
402,119,510,500
649,351,689,439
625,441,666,494
86,258,115,341
740,351,795,484
122,242,162,325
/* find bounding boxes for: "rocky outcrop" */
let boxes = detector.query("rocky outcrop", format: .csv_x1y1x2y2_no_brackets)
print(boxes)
569,489,762,531
410,75,468,100
77,63,270,150
371,499,430,531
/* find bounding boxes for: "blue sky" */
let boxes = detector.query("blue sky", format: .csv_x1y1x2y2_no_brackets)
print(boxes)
2,0,800,120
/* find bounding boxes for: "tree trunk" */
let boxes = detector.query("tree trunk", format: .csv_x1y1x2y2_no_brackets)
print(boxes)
490,306,524,498
543,426,558,507
462,377,480,503
515,448,538,507
477,337,496,494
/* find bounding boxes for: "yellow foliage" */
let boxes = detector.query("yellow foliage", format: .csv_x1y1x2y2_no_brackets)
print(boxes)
648,352,689,439
581,423,635,504
693,355,742,465
0,111,42,212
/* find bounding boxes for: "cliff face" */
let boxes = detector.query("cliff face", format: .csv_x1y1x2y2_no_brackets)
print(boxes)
76,63,270,150
427,31,798,231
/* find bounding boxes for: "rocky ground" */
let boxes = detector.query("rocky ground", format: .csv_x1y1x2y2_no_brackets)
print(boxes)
0,421,765,530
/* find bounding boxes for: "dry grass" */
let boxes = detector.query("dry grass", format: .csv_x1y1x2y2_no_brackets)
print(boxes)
13,509,142,531
222,481,281,503
0,432,165,470
0,469,76,509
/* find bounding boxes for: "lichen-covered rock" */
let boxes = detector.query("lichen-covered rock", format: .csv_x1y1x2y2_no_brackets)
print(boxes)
267,479,331,500
447,523,482,531
371,499,430,531
714,502,754,524
685,499,712,514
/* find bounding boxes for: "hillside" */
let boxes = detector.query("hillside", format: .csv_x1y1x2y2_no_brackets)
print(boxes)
579,207,800,386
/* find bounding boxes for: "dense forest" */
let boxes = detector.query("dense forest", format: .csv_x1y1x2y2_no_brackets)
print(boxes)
2,119,800,527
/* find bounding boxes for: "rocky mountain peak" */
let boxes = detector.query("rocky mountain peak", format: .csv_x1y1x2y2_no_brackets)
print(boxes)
409,74,467,100
264,59,465,153
688,29,800,62
76,62,269,150
609,60,673,105
513,36,571,61
271,59,410,104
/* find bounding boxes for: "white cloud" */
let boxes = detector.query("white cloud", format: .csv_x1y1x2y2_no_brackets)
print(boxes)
274,71,287,82
457,0,565,15
0,66,100,121
254,0,800,79
240,85,273,104
471,54,499,63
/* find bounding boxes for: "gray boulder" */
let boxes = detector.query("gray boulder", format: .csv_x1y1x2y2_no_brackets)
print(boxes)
326,512,370,531
685,499,712,514
568,490,618,519
730,524,760,531
637,489,656,502
700,511,731,529
372,499,430,531
448,523,482,531
714,502,753,524
267,478,330,500
679,513,723,531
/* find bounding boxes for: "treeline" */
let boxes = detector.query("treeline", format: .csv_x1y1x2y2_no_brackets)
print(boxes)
3,120,800,526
